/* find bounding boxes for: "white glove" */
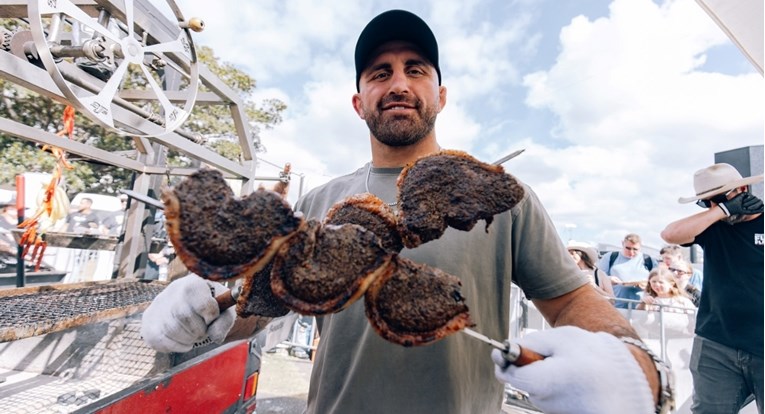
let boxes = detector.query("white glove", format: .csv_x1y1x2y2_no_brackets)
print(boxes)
141,273,236,353
492,326,654,414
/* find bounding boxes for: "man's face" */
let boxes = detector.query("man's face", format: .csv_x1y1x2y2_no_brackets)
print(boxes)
79,199,92,212
353,41,445,147
661,252,680,266
622,241,641,258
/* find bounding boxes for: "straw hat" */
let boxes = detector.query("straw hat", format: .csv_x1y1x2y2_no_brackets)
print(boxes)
678,163,763,204
566,241,599,262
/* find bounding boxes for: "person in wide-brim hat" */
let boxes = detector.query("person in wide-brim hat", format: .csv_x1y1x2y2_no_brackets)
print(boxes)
678,163,763,204
661,162,763,413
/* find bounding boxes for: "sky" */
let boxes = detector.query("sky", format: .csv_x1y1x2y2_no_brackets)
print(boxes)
173,0,763,250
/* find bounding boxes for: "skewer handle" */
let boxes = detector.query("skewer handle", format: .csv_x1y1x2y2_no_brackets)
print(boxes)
503,341,545,367
214,285,241,313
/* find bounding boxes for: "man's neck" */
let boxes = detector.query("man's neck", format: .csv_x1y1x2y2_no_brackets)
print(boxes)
369,136,441,168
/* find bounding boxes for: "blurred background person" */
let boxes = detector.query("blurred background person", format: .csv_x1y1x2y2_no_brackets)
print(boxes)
567,241,614,297
64,197,99,234
598,233,657,309
100,194,128,236
638,268,695,314
659,244,703,291
667,258,701,307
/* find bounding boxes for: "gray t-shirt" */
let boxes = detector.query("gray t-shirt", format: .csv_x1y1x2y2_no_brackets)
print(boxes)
295,163,587,414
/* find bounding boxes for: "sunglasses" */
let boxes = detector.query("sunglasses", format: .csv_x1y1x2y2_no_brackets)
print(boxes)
668,267,691,275
696,190,732,209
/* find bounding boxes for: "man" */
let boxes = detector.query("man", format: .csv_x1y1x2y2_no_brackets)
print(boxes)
661,163,763,413
598,233,657,309
659,244,703,291
100,194,127,236
142,10,667,414
64,197,99,234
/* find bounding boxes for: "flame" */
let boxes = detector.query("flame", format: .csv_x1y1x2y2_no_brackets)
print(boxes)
17,105,76,271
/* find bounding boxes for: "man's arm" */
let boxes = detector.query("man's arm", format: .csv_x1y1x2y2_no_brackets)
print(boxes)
660,208,723,245
533,284,661,406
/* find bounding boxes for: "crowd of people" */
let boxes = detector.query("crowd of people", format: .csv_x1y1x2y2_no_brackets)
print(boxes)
566,235,702,314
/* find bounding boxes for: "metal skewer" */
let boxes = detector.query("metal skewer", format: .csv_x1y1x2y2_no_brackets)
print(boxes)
492,149,525,166
462,327,545,367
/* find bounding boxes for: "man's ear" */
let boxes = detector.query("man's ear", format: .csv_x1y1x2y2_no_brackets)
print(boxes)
437,85,447,113
352,94,366,120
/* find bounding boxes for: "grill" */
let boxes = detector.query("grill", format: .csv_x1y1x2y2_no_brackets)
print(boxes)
0,280,166,342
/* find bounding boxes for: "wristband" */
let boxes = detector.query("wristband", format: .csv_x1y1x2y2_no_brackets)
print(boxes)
718,203,731,216
620,337,675,414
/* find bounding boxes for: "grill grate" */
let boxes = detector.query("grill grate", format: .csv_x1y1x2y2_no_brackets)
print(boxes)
0,280,166,342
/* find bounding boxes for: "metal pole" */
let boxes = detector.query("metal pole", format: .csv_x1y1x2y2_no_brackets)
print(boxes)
15,175,24,288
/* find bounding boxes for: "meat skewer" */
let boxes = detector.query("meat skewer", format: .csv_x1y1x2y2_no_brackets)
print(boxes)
164,150,537,355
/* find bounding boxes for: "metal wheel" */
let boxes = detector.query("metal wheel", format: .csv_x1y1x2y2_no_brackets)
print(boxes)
28,0,200,136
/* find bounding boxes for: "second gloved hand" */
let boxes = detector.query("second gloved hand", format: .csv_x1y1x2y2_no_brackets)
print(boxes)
719,192,764,216
492,326,654,414
141,273,236,353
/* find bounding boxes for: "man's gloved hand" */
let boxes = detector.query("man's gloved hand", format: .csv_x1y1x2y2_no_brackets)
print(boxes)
492,326,654,414
141,273,236,353
719,192,764,216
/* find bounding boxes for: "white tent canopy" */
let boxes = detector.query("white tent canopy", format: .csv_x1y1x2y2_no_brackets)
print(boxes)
696,0,764,75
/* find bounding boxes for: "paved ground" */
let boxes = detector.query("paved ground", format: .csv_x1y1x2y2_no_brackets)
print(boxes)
256,348,313,414
253,347,538,414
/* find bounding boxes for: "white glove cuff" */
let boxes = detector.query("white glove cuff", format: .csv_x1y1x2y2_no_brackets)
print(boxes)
595,333,655,413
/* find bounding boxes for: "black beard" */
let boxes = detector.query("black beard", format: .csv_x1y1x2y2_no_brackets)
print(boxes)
365,94,437,147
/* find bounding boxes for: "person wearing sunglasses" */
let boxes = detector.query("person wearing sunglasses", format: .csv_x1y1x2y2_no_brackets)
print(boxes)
596,233,658,309
665,258,700,307
659,244,703,292
662,163,763,414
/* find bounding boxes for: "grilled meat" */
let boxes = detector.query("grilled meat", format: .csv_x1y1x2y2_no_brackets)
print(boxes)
270,220,393,315
365,255,474,347
161,169,303,281
236,260,290,318
396,149,525,248
324,193,404,253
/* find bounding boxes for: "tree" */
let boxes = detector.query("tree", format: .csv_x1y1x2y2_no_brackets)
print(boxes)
0,20,285,198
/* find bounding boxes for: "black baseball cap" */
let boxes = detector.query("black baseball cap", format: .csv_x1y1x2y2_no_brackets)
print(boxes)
354,10,441,92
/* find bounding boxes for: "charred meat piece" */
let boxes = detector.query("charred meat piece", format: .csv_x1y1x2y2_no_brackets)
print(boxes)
325,193,404,253
365,255,474,347
396,149,525,248
162,169,303,281
236,260,290,318
270,219,393,315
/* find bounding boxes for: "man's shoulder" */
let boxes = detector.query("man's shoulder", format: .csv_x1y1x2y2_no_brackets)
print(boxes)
295,167,365,216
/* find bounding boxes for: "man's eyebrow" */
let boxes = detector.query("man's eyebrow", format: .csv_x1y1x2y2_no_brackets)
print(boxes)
405,58,429,67
366,58,430,73
367,62,392,73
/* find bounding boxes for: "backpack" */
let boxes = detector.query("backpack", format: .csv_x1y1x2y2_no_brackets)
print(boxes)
608,251,654,273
